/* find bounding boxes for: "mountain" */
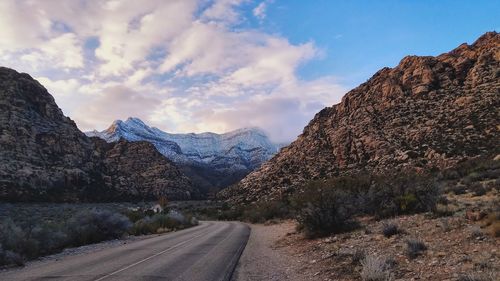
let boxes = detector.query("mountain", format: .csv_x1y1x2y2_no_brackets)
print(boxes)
92,138,197,200
0,66,197,202
87,118,281,193
220,31,500,204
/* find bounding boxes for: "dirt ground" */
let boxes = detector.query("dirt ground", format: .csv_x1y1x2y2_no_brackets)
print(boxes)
232,191,499,281
232,221,310,281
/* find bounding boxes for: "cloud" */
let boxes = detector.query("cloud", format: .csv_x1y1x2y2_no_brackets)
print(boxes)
202,0,246,25
253,0,271,20
0,0,348,142
73,86,161,131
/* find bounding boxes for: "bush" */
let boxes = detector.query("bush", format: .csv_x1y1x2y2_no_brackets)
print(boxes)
242,201,290,223
352,248,366,264
65,209,132,246
291,170,439,238
367,172,439,218
294,182,357,238
405,238,427,259
433,203,459,217
129,217,156,235
0,205,198,267
128,211,196,235
382,222,402,238
0,246,23,266
360,255,392,281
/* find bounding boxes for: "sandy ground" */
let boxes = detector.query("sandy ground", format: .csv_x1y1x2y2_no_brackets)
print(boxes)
232,221,308,281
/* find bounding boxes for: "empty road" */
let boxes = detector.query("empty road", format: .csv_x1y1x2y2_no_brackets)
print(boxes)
0,221,250,281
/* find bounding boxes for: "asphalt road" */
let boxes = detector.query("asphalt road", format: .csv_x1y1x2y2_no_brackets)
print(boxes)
0,221,250,281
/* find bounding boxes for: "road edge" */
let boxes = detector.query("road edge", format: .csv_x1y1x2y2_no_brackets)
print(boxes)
223,222,251,281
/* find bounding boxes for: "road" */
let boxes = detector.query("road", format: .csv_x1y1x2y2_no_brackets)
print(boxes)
0,221,250,281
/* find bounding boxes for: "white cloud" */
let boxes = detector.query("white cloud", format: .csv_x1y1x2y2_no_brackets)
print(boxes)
202,0,246,25
0,0,348,142
253,1,270,20
73,85,161,131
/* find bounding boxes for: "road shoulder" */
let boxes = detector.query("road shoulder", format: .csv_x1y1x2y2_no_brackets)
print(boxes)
232,220,306,281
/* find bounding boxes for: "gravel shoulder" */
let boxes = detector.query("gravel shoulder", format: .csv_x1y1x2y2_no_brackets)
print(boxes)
232,220,308,281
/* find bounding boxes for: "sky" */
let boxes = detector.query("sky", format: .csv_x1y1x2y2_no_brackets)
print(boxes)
0,0,498,143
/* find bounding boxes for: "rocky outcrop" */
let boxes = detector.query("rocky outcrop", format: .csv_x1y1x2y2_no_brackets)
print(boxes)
0,67,196,202
92,138,198,200
220,32,500,204
88,117,282,194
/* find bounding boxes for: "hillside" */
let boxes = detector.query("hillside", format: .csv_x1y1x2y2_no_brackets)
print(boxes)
220,31,500,204
0,67,197,202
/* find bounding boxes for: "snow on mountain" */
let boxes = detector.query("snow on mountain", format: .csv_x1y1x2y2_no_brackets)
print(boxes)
86,117,283,192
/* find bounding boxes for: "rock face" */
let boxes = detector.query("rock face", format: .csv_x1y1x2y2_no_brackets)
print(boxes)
0,67,196,202
220,32,500,204
87,118,281,194
92,138,197,200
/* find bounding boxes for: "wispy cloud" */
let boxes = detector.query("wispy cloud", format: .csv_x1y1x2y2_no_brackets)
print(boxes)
253,0,272,21
0,0,347,142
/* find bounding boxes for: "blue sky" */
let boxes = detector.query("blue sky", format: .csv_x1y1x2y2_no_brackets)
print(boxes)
0,0,497,142
263,0,500,86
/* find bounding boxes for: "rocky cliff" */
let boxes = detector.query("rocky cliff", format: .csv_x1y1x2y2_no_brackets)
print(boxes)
220,32,500,204
92,138,197,200
0,67,196,202
88,118,281,194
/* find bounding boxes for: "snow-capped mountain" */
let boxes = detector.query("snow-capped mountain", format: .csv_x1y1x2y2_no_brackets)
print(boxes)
86,117,282,193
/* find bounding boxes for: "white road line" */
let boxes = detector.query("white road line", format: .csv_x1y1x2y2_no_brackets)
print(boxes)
94,230,209,281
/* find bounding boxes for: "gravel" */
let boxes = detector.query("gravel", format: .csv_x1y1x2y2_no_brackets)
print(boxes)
232,221,306,281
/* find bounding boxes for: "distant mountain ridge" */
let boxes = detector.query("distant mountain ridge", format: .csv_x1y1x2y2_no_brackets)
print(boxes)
0,66,198,202
220,31,500,204
87,118,282,193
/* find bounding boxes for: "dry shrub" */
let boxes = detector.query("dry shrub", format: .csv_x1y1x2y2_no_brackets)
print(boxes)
360,255,392,281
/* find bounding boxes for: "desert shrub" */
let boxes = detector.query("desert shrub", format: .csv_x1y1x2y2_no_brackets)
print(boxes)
367,172,439,218
448,184,468,195
468,182,487,196
294,181,357,238
65,209,132,246
405,238,427,259
242,200,290,223
217,206,244,221
352,248,366,264
360,255,392,281
166,210,186,224
292,170,438,238
0,218,25,254
128,211,195,235
123,209,147,223
0,218,72,265
0,245,24,266
433,203,459,217
129,217,156,235
382,222,402,237
30,223,68,256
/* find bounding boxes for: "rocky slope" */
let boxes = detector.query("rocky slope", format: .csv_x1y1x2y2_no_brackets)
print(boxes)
221,31,500,203
0,67,196,202
92,138,197,200
87,118,281,194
